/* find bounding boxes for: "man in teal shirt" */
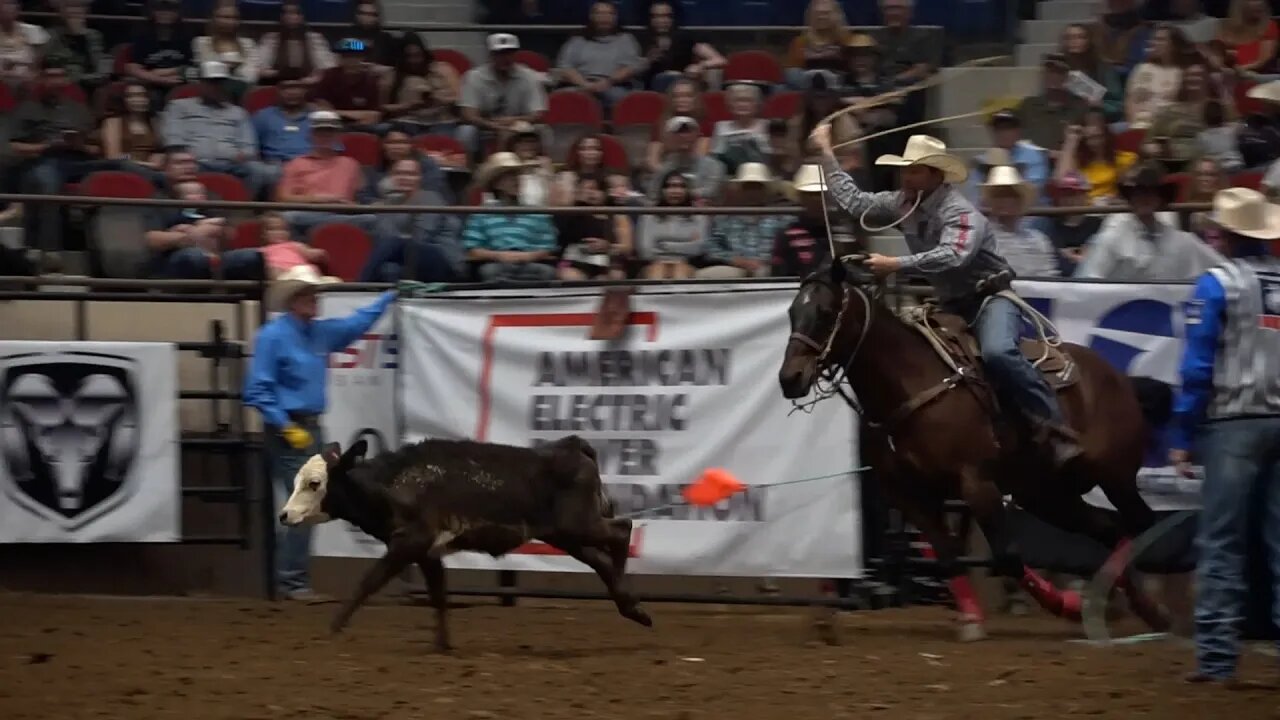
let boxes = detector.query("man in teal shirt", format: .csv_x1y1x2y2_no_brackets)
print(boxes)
244,266,395,601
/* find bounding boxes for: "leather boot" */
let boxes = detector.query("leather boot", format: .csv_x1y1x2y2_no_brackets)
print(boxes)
1032,419,1086,473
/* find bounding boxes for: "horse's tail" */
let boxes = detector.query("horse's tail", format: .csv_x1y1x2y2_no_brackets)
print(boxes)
1127,375,1176,431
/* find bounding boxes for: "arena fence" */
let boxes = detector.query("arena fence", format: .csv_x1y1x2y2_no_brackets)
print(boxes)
2,195,1213,609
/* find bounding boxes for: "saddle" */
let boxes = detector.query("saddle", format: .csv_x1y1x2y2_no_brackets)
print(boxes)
902,302,1078,392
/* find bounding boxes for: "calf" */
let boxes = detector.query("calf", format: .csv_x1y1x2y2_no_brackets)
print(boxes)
278,434,652,651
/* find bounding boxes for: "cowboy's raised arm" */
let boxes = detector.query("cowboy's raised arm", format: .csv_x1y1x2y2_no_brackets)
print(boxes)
897,201,986,273
819,153,902,220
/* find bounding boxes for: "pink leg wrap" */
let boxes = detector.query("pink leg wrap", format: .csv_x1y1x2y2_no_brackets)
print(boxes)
948,576,984,622
1020,567,1082,622
1106,538,1171,631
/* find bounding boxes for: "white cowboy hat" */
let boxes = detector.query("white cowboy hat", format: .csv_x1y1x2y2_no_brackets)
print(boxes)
1210,187,1280,240
472,151,537,190
267,265,341,313
1246,80,1280,104
790,163,826,194
874,134,968,184
979,165,1037,209
728,162,779,189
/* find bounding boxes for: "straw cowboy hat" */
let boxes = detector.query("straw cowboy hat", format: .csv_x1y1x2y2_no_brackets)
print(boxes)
874,134,968,184
789,163,826,195
844,32,878,52
1246,80,1280,104
979,165,1037,209
267,265,341,313
1209,187,1280,240
728,162,781,192
472,151,536,190
1118,162,1179,205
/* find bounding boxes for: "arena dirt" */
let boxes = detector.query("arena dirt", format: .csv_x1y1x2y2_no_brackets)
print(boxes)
0,592,1275,720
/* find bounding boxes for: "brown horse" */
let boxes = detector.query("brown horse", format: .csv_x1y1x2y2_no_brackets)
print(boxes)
778,259,1173,641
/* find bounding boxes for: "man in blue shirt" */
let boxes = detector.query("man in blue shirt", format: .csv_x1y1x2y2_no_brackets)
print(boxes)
1169,187,1280,684
250,72,315,190
965,110,1051,210
244,266,396,602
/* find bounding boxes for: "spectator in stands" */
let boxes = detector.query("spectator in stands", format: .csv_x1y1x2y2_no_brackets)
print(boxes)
257,212,329,280
1187,157,1230,247
646,77,708,174
252,71,315,182
144,168,263,279
872,0,941,129
0,0,48,83
710,83,771,176
1055,109,1138,203
966,110,1050,206
636,0,724,92
357,129,452,206
458,33,548,159
379,33,461,137
352,0,399,71
192,0,259,98
554,173,631,280
1076,162,1223,279
1059,22,1124,123
41,0,105,93
1016,54,1088,154
980,166,1060,278
607,171,645,207
1148,62,1226,168
9,58,93,261
1126,24,1191,129
554,0,644,110
463,152,558,282
789,71,859,174
637,169,707,279
313,38,382,130
125,0,192,106
772,164,845,277
162,61,272,198
840,34,896,129
1040,173,1103,274
359,158,464,283
255,0,335,87
506,121,555,206
556,133,607,203
1217,0,1278,74
1094,0,1153,83
785,0,851,88
276,110,375,236
1170,0,1220,45
1240,80,1280,167
699,163,791,279
1197,99,1245,172
646,116,725,202
100,79,163,184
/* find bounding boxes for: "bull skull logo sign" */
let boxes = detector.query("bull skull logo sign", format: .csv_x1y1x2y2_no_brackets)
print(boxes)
0,352,141,530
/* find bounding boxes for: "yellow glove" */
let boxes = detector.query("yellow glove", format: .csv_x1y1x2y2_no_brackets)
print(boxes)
281,424,314,450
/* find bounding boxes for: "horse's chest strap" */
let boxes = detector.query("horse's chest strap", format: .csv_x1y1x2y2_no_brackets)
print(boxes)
879,367,971,431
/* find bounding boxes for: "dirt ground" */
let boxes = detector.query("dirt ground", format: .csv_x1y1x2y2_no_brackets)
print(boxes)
0,592,1276,720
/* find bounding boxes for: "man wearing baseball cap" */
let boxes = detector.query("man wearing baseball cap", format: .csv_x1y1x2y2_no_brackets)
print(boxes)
458,32,548,159
966,109,1050,208
1014,54,1088,153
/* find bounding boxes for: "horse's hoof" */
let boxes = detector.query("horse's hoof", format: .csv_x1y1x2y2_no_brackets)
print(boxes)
626,607,654,628
956,622,987,643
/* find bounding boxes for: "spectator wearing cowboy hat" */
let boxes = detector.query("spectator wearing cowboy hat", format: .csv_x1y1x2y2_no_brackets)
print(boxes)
966,110,1051,208
770,162,856,277
463,152,559,283
244,267,395,603
1169,186,1280,685
699,163,794,279
981,166,1061,278
1076,161,1224,280
504,120,556,207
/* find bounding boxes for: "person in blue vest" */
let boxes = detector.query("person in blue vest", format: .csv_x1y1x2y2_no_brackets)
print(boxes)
1169,186,1280,684
244,266,396,602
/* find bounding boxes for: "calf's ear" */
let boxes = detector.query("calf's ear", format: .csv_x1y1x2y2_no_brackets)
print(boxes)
344,439,369,463
322,442,344,466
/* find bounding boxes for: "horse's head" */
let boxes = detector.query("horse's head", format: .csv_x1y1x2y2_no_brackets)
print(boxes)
779,256,875,399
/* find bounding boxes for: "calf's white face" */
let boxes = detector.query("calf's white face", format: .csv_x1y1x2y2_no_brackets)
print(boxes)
279,454,332,526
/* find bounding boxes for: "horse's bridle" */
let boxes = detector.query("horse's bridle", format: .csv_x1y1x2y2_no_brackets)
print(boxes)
788,269,877,419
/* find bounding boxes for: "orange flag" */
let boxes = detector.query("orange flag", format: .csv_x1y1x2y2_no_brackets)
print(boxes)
683,468,746,507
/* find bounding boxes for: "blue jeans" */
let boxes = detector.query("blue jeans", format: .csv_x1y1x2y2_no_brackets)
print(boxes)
966,295,1064,425
268,423,324,594
358,235,459,283
153,247,263,279
282,210,377,238
1194,416,1280,678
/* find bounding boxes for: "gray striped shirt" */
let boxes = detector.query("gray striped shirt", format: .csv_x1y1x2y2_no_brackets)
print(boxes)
1207,258,1280,420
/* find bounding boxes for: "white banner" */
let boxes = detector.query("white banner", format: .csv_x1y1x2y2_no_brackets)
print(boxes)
0,342,180,542
1013,280,1202,511
318,283,864,578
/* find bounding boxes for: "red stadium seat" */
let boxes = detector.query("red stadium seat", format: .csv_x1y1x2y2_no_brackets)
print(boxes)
339,131,382,167
466,186,485,205
60,82,87,105
231,220,263,250
596,134,630,171
1236,81,1268,117
1166,172,1191,202
762,90,802,119
1232,170,1264,190
723,50,784,85
612,90,665,127
309,222,372,281
432,48,473,76
167,82,202,104
0,82,13,112
545,89,603,128
512,49,550,73
243,85,279,114
80,170,155,198
92,80,125,117
1114,127,1145,154
197,172,250,202
699,91,730,135
112,44,131,76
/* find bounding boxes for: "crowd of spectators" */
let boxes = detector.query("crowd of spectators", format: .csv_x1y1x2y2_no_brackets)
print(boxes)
1,0,1280,285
